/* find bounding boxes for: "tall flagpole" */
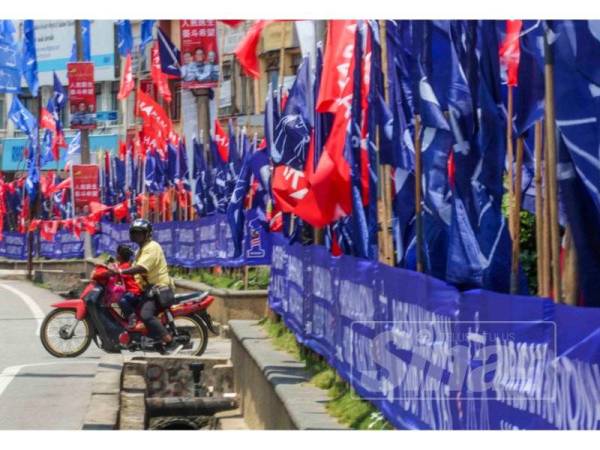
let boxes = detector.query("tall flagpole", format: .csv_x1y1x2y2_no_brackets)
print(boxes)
414,114,424,273
510,136,524,293
533,120,545,296
379,20,394,266
543,27,561,302
506,85,515,240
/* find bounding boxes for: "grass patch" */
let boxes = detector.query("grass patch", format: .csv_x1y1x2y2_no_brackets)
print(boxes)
170,266,271,290
261,318,393,430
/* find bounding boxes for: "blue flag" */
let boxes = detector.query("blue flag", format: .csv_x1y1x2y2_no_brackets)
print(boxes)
21,20,38,97
407,26,453,280
140,20,155,54
52,71,67,110
0,20,21,93
178,140,190,190
192,137,214,216
514,20,544,136
552,20,600,306
346,21,370,259
65,131,82,167
227,151,253,257
228,120,240,172
40,129,54,166
444,21,514,293
9,95,37,145
210,137,229,213
385,20,415,169
271,56,312,170
117,20,133,57
69,20,91,62
157,28,180,77
166,142,178,186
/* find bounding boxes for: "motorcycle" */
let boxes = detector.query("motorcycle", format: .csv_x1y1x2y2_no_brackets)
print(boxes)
40,263,217,358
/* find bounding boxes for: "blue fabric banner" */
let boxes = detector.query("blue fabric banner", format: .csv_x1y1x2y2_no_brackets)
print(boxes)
268,236,600,430
38,231,84,259
93,213,271,267
0,232,28,260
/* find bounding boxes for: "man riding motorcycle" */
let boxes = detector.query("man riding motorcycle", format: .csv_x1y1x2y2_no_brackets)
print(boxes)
107,219,177,351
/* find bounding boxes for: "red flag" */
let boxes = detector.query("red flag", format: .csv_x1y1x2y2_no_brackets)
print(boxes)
52,129,66,161
499,20,522,87
113,201,129,221
291,20,357,227
72,218,83,239
28,219,41,233
47,177,71,196
88,201,112,221
234,20,273,79
151,41,172,103
118,140,127,159
272,165,311,213
316,20,358,113
118,53,135,100
40,172,56,197
40,220,59,241
40,108,56,132
214,119,229,163
221,20,244,28
136,89,173,149
80,216,99,235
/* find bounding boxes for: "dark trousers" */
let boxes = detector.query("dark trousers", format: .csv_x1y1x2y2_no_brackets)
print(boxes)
139,297,169,339
118,292,142,318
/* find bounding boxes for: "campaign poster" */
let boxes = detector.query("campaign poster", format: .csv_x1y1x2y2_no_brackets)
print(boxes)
67,62,97,129
71,164,100,212
180,20,219,89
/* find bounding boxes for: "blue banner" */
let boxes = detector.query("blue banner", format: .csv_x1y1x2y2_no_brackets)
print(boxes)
93,213,272,268
269,236,600,430
38,231,84,259
0,232,28,260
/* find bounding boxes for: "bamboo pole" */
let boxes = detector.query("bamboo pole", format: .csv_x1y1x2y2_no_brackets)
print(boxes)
562,226,578,305
542,130,552,297
510,136,525,294
414,115,424,273
544,30,562,302
533,120,545,296
506,86,515,240
379,20,394,266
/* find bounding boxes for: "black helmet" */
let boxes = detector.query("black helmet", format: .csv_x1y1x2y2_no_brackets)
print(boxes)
129,219,152,239
116,244,135,262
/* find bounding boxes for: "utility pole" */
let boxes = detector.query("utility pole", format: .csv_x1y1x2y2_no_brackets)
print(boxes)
75,20,90,164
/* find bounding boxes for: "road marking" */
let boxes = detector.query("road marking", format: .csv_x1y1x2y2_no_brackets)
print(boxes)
0,283,46,336
0,361,98,398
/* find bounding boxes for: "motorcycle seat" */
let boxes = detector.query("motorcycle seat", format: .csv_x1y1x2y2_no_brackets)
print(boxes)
174,291,208,303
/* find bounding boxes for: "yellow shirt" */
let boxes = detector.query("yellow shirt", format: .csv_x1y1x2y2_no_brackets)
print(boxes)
133,240,173,289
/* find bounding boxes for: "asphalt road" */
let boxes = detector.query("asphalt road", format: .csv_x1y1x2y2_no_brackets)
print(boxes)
0,279,103,430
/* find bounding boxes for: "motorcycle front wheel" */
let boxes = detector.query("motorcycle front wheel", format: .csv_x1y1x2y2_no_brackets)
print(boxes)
173,315,209,357
40,309,93,358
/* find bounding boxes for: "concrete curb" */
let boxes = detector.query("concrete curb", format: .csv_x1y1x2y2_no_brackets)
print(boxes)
82,354,124,430
230,320,347,430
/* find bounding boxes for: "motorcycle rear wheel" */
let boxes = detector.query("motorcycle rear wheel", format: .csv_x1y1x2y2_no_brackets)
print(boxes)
40,309,93,358
173,315,209,357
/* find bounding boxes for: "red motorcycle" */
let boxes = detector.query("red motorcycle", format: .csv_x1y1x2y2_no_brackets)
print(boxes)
40,264,217,357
